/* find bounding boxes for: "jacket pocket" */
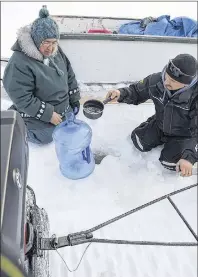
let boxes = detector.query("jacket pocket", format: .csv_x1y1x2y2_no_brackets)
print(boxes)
165,104,191,136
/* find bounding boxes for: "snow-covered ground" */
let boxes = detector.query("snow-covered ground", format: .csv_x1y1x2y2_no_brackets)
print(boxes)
1,73,130,102
1,97,197,277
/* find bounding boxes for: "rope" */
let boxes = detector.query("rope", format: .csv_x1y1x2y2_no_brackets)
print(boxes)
54,243,92,272
52,183,198,273
73,183,197,235
90,239,198,247
167,196,198,241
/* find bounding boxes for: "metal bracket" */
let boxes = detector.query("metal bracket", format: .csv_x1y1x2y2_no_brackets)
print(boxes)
68,232,93,246
36,230,45,257
39,232,93,251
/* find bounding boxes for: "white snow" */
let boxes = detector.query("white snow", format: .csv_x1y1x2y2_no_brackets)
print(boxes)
1,80,130,102
1,98,197,277
78,82,129,99
1,3,197,275
1,65,5,80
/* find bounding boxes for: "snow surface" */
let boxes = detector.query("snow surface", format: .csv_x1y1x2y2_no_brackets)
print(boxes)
1,98,197,277
1,60,128,100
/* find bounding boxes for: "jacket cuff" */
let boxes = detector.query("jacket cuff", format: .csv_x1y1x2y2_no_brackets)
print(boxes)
35,101,54,122
69,87,81,103
181,151,197,165
118,88,128,102
68,87,80,96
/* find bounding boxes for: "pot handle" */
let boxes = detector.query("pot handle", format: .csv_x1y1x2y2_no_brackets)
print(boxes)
103,96,116,105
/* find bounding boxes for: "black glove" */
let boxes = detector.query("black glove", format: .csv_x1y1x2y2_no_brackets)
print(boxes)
70,101,80,115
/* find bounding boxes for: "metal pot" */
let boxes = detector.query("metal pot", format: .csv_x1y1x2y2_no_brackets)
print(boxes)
83,97,112,120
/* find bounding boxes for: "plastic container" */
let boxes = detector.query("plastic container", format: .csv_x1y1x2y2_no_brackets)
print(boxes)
52,113,95,179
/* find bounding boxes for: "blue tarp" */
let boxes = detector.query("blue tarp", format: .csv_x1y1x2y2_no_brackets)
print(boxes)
119,15,198,37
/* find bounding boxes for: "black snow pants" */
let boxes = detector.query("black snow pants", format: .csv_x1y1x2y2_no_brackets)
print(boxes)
131,115,198,171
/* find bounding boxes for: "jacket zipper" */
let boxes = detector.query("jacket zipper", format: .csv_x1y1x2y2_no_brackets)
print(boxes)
151,95,163,104
172,104,189,111
169,103,174,134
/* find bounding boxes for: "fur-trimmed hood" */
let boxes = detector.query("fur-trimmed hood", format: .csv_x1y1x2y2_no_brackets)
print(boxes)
13,25,57,61
11,25,64,76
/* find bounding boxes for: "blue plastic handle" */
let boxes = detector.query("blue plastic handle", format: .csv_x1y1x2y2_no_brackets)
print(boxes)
54,112,76,130
82,146,91,164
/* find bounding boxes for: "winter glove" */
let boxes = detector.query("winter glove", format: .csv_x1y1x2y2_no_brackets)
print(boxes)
70,101,80,115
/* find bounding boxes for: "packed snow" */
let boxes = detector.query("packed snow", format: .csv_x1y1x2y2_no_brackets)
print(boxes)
1,2,197,275
1,96,197,277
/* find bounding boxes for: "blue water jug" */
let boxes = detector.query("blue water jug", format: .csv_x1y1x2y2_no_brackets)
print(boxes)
52,113,95,179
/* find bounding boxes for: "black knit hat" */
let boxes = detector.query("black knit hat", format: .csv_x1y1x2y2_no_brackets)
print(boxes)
166,54,197,84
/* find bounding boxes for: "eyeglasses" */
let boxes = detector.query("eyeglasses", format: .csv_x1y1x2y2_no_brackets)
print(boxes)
167,60,195,78
41,41,58,47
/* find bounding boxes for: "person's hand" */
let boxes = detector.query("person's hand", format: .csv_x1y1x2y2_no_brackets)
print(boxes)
105,89,121,102
176,159,193,177
50,112,62,125
70,101,80,115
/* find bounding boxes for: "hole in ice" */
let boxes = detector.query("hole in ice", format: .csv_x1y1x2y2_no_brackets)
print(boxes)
93,151,107,164
93,149,120,164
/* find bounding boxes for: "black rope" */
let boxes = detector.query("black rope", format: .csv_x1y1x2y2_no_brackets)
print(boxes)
54,183,198,274
54,238,197,276
90,238,198,247
0,58,9,62
72,183,197,235
168,196,198,241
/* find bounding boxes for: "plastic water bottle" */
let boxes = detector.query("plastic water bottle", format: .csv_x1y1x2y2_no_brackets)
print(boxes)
52,113,95,179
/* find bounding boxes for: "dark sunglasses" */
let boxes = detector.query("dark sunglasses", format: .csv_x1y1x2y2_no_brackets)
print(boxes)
167,60,195,78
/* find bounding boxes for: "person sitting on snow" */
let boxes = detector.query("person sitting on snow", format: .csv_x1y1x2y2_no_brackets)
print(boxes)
106,54,198,177
3,6,80,145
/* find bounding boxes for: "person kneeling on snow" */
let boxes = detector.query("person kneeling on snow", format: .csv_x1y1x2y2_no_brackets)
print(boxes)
106,54,198,177
3,6,80,145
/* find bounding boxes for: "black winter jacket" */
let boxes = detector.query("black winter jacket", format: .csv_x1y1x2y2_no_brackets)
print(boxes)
118,72,198,138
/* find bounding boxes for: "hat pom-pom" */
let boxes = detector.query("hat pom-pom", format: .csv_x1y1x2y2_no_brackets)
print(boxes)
39,5,49,18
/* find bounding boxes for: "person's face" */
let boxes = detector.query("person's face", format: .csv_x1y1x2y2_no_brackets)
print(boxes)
164,72,186,90
39,38,58,57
